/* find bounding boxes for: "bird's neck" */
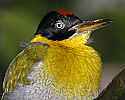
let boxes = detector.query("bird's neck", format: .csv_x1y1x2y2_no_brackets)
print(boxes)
31,34,89,48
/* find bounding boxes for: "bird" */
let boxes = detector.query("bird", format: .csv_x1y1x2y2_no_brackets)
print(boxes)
1,9,111,100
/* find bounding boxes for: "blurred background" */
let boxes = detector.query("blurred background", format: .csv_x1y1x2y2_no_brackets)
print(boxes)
0,0,125,98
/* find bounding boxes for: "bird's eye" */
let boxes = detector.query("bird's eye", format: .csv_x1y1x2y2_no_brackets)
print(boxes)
55,20,65,29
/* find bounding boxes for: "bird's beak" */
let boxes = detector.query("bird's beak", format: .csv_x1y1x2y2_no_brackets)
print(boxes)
69,19,112,33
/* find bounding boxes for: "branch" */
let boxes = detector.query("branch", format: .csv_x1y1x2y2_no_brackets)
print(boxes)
95,68,125,100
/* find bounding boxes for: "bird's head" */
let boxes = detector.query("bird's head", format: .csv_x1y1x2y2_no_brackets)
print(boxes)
31,9,111,46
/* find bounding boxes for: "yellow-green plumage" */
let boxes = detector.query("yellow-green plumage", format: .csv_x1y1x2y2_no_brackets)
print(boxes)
44,38,101,96
2,31,102,100
32,32,102,98
3,44,47,93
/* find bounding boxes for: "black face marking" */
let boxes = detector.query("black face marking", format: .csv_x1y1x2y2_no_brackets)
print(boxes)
35,11,82,40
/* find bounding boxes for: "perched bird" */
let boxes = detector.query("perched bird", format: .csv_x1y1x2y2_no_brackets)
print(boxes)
1,9,111,100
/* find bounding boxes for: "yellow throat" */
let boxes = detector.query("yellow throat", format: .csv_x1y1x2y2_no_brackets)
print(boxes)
31,32,102,97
